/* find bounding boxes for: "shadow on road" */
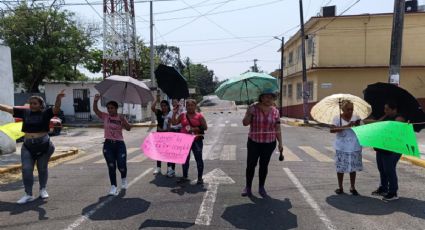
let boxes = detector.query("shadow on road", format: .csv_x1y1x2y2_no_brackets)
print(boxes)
149,174,179,189
0,180,24,192
0,198,48,220
221,196,298,230
139,219,194,229
170,183,207,196
326,194,425,219
82,191,150,221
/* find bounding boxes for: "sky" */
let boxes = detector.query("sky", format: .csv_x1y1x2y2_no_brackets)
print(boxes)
58,0,425,80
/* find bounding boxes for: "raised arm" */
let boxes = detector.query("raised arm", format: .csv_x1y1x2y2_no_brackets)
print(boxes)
0,104,13,115
53,89,66,115
171,108,182,125
151,94,160,113
93,94,103,119
120,115,132,131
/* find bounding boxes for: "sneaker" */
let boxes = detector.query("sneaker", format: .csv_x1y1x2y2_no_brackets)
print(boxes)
371,188,387,197
17,194,34,204
197,178,204,185
153,167,161,175
40,188,49,199
177,177,189,184
258,187,268,198
121,178,128,190
108,185,119,196
167,167,175,178
382,193,399,201
241,187,252,197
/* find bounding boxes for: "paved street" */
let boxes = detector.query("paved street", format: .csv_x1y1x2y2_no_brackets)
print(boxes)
1,109,425,230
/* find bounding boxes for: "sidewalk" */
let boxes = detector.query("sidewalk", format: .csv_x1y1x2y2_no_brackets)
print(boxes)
280,117,321,127
0,145,78,175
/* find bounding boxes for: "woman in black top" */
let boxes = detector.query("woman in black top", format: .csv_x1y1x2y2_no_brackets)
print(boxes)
371,101,405,201
0,90,65,204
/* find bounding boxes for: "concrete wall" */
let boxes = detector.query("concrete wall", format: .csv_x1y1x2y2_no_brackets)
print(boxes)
0,45,16,154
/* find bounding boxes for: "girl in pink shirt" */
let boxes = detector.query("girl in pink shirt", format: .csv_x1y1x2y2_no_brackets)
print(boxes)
93,94,131,196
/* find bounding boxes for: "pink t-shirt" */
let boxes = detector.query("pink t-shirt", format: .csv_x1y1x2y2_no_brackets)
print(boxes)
100,112,125,141
180,112,204,134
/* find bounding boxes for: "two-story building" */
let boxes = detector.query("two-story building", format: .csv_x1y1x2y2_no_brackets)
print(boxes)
280,10,425,118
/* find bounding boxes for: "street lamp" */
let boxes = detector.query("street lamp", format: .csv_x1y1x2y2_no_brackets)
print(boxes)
273,36,284,117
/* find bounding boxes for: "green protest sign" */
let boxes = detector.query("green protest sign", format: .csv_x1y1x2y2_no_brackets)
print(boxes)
352,121,420,158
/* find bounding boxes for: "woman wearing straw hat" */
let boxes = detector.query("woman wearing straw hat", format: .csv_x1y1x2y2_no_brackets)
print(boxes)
330,100,363,196
241,88,283,197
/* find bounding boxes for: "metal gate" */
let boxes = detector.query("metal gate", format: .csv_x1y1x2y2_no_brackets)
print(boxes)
73,89,92,121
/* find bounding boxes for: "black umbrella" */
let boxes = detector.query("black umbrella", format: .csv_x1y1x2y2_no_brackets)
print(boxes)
363,82,425,132
154,64,189,99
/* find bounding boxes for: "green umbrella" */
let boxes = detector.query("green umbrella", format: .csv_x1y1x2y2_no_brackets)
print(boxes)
215,72,279,102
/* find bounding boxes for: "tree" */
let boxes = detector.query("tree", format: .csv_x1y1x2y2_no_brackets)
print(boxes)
155,44,184,71
0,4,98,92
181,59,217,96
83,49,103,74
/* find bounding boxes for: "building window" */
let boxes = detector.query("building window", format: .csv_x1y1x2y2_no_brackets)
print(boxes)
296,83,302,100
287,84,293,98
288,52,293,65
307,37,314,55
307,81,314,101
297,45,302,61
283,84,287,97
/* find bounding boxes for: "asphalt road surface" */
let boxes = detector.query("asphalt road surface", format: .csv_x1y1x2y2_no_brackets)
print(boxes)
1,109,425,230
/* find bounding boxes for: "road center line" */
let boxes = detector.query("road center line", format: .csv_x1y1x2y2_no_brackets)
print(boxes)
283,168,336,230
63,168,153,230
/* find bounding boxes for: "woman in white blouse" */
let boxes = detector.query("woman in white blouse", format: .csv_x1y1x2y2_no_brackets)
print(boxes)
330,100,363,196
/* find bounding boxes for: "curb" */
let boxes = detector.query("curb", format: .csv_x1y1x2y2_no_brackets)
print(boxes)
64,123,157,128
401,156,425,168
0,148,79,175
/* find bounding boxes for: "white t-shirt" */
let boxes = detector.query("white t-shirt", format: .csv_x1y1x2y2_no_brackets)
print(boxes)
162,111,173,130
332,115,362,152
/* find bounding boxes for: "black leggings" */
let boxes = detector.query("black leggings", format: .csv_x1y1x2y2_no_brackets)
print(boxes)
246,139,276,188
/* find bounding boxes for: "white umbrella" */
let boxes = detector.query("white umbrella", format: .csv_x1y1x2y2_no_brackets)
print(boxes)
310,94,372,125
95,75,154,105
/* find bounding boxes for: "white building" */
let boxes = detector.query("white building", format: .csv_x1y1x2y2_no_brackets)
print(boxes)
0,45,16,154
44,81,153,123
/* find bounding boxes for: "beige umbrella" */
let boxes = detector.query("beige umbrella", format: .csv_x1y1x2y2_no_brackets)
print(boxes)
311,94,372,125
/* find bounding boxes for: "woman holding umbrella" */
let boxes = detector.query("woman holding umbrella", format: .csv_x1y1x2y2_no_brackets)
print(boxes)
93,94,131,196
371,101,405,201
151,96,176,177
330,100,363,196
0,91,65,204
241,89,283,197
172,99,208,184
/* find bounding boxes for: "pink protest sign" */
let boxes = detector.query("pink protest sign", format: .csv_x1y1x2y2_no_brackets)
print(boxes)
141,132,195,164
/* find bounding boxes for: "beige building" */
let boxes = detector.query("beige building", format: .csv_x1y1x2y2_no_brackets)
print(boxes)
280,12,425,118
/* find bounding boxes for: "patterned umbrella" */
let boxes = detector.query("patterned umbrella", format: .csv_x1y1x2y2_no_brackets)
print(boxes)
310,94,372,125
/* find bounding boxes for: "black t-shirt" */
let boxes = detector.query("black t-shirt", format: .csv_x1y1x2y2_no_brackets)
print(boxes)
155,109,165,131
13,107,55,133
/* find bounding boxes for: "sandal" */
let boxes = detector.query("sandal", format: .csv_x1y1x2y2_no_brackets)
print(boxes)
350,189,359,196
335,188,344,195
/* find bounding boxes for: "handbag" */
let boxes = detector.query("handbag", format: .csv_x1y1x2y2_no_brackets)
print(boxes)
24,141,50,159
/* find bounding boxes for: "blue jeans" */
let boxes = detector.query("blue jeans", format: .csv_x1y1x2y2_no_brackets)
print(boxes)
376,150,401,195
182,139,204,179
103,140,127,186
21,135,55,196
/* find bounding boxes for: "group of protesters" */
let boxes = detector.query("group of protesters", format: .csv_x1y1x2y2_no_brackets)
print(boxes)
0,87,405,204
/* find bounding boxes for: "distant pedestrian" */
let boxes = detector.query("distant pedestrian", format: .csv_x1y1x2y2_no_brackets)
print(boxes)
0,90,65,204
371,101,405,201
330,100,363,196
241,89,283,197
172,99,208,184
93,94,131,196
151,97,175,177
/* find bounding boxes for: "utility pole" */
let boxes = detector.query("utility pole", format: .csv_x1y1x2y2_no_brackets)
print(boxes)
388,0,405,85
149,0,156,122
253,59,259,72
279,37,284,117
299,0,309,124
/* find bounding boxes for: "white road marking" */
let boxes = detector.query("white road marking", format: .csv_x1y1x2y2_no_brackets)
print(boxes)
283,168,336,230
195,169,235,226
220,145,236,160
128,154,147,163
299,146,333,162
219,124,226,127
93,148,140,164
203,144,213,160
280,146,302,161
225,121,229,124
66,151,103,164
208,124,214,128
230,123,238,127
64,168,153,230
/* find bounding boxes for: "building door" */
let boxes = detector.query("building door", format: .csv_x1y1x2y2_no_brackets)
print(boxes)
73,89,92,121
